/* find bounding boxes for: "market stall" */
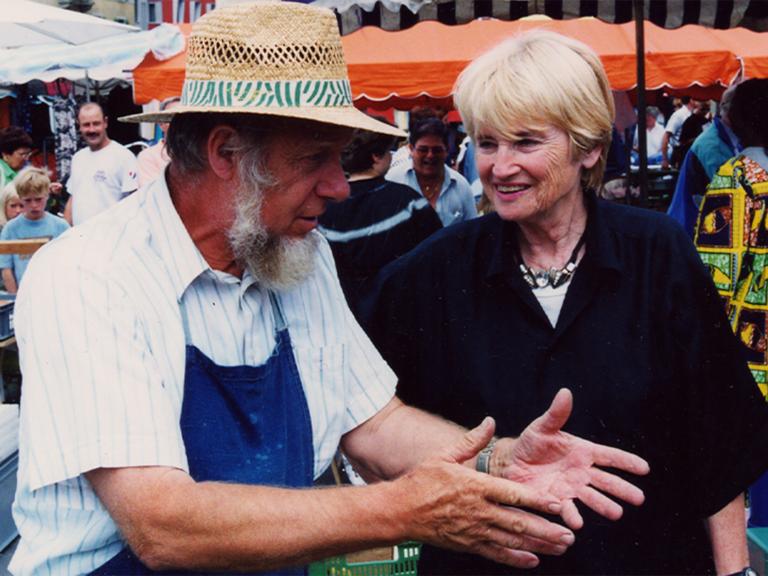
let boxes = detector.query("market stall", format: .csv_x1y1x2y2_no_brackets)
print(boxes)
132,17,766,109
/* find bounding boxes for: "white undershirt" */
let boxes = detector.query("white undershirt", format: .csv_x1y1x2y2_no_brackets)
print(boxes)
531,277,572,327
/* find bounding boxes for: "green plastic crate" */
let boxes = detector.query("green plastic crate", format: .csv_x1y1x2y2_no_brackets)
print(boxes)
308,542,421,576
748,527,768,575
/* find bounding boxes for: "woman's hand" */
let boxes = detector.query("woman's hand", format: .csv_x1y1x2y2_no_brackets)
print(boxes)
492,388,650,529
395,417,576,568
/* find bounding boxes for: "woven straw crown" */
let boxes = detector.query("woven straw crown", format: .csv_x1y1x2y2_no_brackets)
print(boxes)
122,2,404,138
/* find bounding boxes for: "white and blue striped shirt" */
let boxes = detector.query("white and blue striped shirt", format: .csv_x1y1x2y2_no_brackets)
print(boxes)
9,176,397,575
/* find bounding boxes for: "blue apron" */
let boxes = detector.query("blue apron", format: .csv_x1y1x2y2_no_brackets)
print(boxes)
91,293,315,575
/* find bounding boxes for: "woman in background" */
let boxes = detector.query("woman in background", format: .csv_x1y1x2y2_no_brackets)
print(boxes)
0,127,33,190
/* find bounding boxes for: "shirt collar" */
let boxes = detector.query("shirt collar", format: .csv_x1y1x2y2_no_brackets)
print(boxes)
404,165,455,194
141,175,211,302
485,191,623,281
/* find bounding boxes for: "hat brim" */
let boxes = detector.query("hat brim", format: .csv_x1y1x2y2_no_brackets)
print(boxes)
119,105,406,138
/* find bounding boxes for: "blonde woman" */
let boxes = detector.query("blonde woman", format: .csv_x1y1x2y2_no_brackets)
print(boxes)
362,30,767,575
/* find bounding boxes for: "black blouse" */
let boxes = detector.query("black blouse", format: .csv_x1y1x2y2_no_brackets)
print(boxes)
359,193,768,575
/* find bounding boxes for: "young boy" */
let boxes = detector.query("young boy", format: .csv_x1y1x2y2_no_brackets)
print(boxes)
0,168,69,293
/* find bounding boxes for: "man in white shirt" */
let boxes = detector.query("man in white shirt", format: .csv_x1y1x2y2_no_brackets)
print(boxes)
10,5,649,575
633,106,666,164
661,97,696,169
64,102,138,225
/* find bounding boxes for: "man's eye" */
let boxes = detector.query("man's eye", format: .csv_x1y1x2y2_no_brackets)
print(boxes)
302,151,329,167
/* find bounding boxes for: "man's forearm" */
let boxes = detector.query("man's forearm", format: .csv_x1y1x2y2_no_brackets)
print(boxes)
707,493,748,575
661,132,672,164
341,397,472,480
2,269,17,294
88,441,573,572
88,467,407,572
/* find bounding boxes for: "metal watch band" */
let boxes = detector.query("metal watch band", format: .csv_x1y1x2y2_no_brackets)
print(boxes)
476,437,498,474
723,568,757,576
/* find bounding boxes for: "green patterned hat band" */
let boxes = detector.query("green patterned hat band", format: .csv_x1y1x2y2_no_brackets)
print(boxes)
182,79,354,109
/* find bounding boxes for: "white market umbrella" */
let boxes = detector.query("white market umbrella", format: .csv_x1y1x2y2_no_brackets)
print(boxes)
0,23,185,84
0,0,140,49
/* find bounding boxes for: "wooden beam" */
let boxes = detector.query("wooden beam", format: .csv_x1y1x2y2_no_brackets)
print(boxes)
0,239,49,255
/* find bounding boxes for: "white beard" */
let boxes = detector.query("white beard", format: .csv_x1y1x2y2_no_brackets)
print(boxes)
228,182,318,292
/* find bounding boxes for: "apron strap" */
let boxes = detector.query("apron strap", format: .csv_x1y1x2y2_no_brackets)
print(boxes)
268,291,288,332
179,287,287,344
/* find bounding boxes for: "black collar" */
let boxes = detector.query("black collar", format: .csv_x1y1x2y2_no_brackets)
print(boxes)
485,191,623,282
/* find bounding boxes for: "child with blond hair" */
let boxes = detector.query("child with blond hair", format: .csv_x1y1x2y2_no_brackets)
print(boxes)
0,168,68,292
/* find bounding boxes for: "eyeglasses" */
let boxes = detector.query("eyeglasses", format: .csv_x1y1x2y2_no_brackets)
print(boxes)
14,149,32,159
414,145,447,156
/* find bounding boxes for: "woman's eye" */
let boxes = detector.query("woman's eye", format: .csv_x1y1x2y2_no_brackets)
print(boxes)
477,139,497,151
517,138,539,148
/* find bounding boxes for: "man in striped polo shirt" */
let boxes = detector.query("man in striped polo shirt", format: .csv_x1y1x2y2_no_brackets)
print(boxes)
9,4,649,575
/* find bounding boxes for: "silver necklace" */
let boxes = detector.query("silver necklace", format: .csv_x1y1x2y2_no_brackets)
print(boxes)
515,231,586,289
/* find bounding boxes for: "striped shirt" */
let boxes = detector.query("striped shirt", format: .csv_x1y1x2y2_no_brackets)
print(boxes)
9,177,397,575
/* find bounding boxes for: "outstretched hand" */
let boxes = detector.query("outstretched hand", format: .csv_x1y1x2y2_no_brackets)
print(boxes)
397,417,577,569
493,388,650,529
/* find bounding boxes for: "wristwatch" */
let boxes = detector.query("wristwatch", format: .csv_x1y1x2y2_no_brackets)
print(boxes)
724,567,758,576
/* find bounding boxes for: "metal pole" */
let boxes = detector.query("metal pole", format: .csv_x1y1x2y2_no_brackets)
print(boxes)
633,0,648,206
84,70,91,103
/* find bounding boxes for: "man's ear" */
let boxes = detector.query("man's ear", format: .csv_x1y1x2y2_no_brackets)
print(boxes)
207,125,239,181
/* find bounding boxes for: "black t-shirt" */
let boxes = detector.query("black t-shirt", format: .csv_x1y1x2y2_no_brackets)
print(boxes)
676,114,711,163
360,194,768,575
319,177,441,315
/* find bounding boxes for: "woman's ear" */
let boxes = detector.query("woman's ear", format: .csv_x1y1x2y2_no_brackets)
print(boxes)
581,145,603,170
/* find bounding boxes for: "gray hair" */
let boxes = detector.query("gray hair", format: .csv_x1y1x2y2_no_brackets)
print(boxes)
165,113,272,182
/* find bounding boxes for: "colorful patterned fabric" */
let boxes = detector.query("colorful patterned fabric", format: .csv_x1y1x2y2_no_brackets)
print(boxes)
695,153,768,398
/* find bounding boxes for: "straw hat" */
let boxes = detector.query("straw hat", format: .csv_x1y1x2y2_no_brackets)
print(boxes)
121,2,404,138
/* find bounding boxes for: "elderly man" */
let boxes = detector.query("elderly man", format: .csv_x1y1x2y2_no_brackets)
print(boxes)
632,107,666,164
10,5,648,575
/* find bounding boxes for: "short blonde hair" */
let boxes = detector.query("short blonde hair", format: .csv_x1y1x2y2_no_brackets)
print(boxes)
14,167,50,199
454,30,614,191
0,184,19,227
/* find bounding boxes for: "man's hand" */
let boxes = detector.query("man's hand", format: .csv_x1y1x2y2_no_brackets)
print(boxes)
492,388,650,530
396,417,576,569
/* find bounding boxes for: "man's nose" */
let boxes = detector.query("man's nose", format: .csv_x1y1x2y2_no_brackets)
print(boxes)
318,161,350,202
